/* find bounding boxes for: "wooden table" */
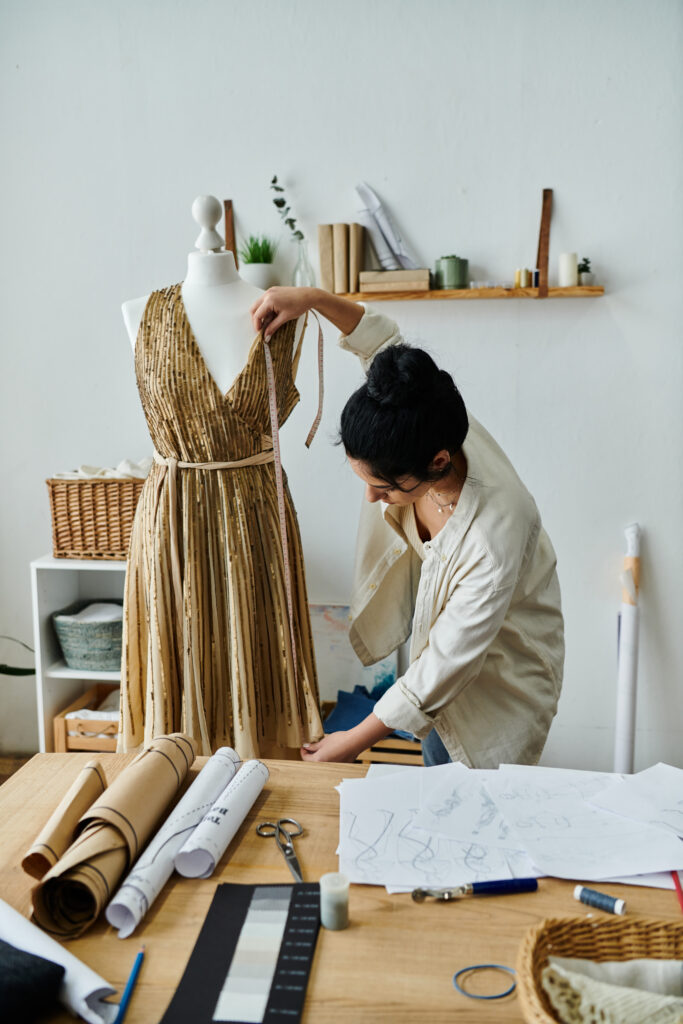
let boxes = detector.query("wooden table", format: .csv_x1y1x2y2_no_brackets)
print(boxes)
1,754,680,1023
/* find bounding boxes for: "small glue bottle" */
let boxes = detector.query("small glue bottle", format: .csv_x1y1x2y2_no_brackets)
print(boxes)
574,885,626,915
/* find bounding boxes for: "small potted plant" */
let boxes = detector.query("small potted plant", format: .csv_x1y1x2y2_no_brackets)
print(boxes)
238,234,278,289
578,257,594,286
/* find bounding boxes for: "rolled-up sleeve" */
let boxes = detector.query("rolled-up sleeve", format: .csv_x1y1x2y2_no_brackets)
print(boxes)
338,305,404,372
372,550,516,738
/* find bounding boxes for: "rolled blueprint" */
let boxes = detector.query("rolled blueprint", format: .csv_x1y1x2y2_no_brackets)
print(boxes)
22,759,107,879
614,523,641,774
356,181,417,270
32,733,196,939
0,897,117,1024
174,759,269,878
105,747,240,937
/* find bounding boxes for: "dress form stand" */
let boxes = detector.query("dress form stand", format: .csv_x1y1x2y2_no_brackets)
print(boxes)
122,194,303,392
120,194,320,761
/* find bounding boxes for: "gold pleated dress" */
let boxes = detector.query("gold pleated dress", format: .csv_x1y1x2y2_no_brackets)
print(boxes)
119,284,323,758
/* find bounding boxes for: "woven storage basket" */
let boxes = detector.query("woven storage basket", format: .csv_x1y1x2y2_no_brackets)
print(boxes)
46,477,145,559
517,915,683,1023
52,600,123,672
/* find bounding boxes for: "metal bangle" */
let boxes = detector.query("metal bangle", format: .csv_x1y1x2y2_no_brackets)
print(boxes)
452,963,516,1000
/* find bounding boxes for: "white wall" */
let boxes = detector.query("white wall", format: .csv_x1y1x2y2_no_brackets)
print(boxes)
1,0,681,767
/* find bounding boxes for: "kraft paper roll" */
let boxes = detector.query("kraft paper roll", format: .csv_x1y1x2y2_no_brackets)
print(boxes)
106,746,240,937
32,733,196,939
22,759,107,879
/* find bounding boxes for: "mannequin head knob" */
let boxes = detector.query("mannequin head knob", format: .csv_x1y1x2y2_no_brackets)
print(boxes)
191,195,224,253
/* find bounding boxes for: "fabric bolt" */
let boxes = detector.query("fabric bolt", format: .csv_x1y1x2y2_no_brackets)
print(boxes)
0,937,65,1021
120,284,323,757
338,306,564,769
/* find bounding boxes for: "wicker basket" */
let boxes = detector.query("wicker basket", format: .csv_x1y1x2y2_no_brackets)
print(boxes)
52,600,123,671
46,477,145,559
517,915,683,1023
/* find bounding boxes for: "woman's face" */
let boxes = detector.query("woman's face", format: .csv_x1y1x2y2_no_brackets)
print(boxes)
347,458,430,506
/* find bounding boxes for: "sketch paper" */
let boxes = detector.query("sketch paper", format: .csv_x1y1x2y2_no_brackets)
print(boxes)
589,763,683,838
483,765,683,880
106,747,241,937
338,767,534,889
175,760,269,878
0,897,117,1024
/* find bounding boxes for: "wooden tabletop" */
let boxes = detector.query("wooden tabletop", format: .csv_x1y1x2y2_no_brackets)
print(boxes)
1,753,680,1023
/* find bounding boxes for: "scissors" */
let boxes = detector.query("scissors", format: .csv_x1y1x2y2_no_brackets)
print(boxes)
256,818,304,883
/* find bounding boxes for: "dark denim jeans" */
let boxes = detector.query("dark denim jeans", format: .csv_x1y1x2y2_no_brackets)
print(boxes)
421,728,452,766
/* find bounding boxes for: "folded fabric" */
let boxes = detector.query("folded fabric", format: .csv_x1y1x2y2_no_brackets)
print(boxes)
53,457,152,480
323,685,415,741
542,957,683,1024
22,759,107,879
0,936,65,1022
67,603,123,623
0,898,117,1024
32,733,196,939
66,708,119,738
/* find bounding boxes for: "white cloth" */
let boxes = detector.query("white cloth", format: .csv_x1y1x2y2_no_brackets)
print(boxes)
339,308,564,768
53,458,152,480
66,603,123,623
542,957,683,1024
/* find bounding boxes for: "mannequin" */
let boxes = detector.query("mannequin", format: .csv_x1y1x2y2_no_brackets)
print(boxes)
118,194,322,758
122,195,304,387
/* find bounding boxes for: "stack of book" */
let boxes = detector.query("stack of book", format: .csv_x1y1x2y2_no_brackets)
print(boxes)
358,269,430,293
318,223,364,294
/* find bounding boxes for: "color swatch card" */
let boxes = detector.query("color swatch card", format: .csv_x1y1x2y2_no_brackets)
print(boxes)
160,883,320,1024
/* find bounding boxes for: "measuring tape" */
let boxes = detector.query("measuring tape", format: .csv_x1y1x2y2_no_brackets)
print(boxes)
263,312,324,692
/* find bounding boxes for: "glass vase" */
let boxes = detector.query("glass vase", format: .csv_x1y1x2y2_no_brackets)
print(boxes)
292,239,316,288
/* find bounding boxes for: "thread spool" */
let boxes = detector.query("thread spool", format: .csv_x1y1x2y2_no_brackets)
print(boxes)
319,872,349,930
574,885,625,915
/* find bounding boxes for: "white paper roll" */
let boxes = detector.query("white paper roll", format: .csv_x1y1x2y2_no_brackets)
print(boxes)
105,747,240,937
174,760,269,878
0,897,117,1024
614,603,640,774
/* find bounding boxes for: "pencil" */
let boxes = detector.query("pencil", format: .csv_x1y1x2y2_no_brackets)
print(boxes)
672,871,683,914
113,945,145,1024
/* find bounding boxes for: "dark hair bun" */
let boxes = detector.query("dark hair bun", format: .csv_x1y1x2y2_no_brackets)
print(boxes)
366,344,440,408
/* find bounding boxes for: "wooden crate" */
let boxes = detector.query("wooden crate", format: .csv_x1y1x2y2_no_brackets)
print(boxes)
356,736,423,766
53,683,119,752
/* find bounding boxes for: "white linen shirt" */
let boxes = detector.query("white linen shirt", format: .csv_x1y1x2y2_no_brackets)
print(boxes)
339,308,564,768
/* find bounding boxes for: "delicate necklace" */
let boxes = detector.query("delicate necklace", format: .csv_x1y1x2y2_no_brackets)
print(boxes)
426,488,457,514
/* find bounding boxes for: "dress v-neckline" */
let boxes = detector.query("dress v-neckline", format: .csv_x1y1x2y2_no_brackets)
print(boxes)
176,287,264,402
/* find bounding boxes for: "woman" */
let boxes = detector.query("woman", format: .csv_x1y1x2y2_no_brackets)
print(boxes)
251,287,564,768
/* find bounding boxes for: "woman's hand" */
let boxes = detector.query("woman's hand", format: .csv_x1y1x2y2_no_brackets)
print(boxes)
300,731,365,763
300,713,393,763
250,286,365,338
250,287,317,339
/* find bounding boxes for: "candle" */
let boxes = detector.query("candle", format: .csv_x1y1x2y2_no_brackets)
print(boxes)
319,872,349,930
558,252,578,287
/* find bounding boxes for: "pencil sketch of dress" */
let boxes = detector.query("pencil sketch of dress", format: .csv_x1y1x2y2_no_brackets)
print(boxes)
119,284,323,758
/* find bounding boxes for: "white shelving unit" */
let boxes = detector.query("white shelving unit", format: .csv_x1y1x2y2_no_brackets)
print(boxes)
30,555,126,752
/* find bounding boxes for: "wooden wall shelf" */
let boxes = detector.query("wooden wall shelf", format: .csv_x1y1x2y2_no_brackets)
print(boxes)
341,286,604,302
